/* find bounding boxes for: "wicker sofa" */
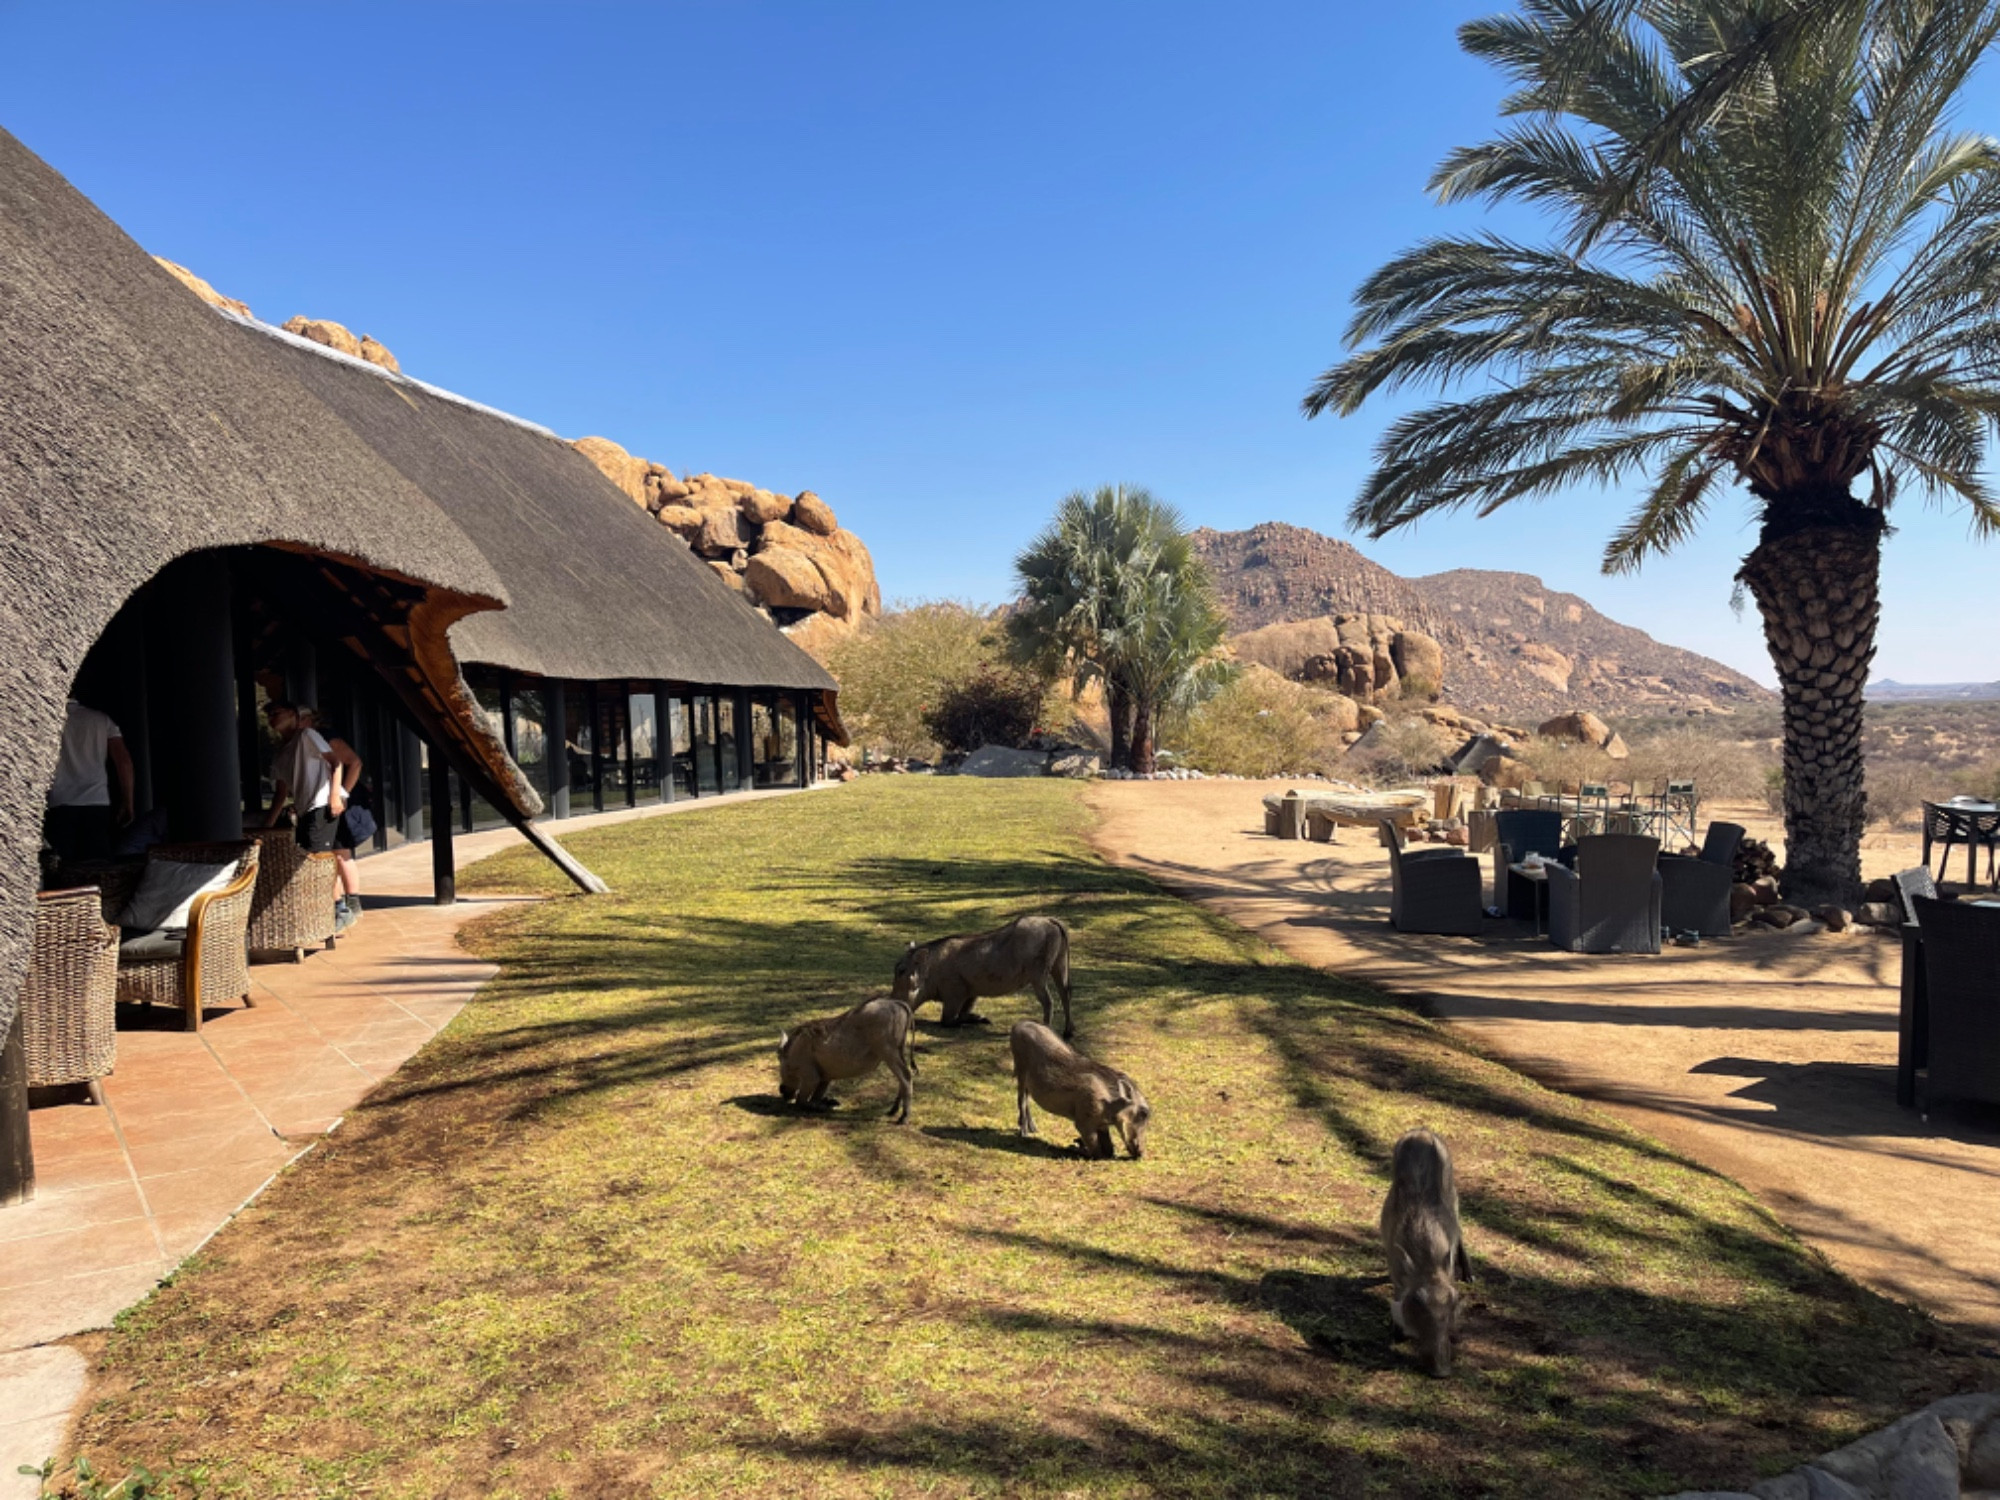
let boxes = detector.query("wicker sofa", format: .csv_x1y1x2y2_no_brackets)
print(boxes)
115,840,260,1033
21,887,120,1102
1909,896,2000,1114
246,827,339,960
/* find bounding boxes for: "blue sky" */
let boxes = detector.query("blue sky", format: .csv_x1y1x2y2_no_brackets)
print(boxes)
4,1,1996,686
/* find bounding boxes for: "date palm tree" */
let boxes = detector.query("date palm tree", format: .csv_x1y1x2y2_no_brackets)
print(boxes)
1306,0,2000,905
1010,486,1227,773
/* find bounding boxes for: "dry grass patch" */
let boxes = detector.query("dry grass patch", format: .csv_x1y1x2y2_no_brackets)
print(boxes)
56,781,1990,1498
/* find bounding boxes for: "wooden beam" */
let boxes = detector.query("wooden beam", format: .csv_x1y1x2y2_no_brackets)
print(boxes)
0,1013,34,1207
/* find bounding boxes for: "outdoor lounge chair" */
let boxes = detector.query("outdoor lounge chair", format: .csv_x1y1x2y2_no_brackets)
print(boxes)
1895,866,1939,926
20,887,119,1102
1657,821,1745,937
1546,834,1662,954
246,827,340,960
115,840,260,1032
1385,821,1484,936
1493,808,1564,916
1908,896,2000,1114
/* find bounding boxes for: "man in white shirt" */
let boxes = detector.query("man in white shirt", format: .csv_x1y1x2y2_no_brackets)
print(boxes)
45,697,134,863
262,700,362,930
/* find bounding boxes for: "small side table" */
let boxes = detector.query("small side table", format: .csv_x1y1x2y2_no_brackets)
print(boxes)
1509,862,1551,938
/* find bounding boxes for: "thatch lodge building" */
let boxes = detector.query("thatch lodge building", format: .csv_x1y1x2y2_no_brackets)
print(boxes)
0,129,843,1195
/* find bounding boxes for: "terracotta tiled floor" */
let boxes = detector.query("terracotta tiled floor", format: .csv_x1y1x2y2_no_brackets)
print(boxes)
3,784,820,1356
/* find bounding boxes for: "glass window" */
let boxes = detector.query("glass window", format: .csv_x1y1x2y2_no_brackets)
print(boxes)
692,694,719,796
630,691,660,804
510,683,549,799
596,690,632,809
716,694,740,793
564,683,596,813
670,695,697,799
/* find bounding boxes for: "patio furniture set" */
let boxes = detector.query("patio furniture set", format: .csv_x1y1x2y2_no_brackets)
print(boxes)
1389,805,1745,956
1895,863,2000,1117
17,829,342,1102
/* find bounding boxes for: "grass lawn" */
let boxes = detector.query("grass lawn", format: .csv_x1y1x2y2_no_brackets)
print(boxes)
61,780,1990,1498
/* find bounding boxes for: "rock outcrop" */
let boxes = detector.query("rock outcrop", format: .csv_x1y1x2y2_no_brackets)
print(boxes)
1232,614,1446,705
281,315,400,372
570,438,880,647
153,257,252,319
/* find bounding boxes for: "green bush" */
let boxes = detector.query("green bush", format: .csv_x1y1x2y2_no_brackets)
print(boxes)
922,664,1046,754
1174,669,1346,777
1619,723,1775,799
826,603,1066,760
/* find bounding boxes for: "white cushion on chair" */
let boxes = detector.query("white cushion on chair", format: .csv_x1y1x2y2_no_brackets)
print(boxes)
114,859,237,934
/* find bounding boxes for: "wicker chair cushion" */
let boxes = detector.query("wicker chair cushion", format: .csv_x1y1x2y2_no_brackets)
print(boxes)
118,929,185,962
115,858,238,933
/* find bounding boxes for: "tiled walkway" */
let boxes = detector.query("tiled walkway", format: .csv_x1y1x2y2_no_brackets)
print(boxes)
1,784,816,1486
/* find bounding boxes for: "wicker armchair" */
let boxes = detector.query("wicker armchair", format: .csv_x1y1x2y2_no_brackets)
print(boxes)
115,841,259,1033
246,827,339,960
1547,834,1663,954
21,888,119,1102
1657,825,1743,937
1385,822,1485,936
1909,896,2000,1114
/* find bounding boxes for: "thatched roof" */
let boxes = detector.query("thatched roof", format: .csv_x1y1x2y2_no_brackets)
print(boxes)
223,317,841,696
0,127,525,1044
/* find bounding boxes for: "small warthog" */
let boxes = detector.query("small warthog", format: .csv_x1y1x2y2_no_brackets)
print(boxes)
1010,1020,1149,1159
777,996,914,1123
1379,1128,1473,1376
893,915,1073,1038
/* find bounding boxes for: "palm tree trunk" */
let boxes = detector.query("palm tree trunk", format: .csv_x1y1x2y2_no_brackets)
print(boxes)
1129,697,1156,775
1737,498,1883,909
1108,680,1132,770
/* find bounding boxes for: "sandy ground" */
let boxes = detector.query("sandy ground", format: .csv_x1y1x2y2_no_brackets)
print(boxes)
1087,780,2000,1339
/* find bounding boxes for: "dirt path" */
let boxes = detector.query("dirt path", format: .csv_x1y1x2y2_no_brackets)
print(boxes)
1087,779,2000,1339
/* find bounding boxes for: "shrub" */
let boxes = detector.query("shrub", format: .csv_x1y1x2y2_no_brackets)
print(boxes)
826,603,1065,760
1764,764,1786,815
1174,669,1346,778
1619,723,1773,799
1352,717,1455,785
1866,755,1936,829
922,664,1045,754
1399,673,1438,701
1514,735,1611,792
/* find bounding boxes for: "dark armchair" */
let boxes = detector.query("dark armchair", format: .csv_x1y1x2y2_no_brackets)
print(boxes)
1385,822,1485,936
1909,896,2000,1114
1493,808,1565,917
1658,821,1746,937
1547,834,1663,954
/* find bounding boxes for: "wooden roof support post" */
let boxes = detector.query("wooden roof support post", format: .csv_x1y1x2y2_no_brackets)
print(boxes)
0,1012,33,1207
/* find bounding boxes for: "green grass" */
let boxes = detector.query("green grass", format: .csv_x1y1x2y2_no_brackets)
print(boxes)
63,780,1988,1498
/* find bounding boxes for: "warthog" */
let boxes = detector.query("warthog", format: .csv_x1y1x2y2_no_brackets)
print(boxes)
777,996,914,1123
893,915,1073,1038
1379,1128,1473,1376
1010,1020,1149,1159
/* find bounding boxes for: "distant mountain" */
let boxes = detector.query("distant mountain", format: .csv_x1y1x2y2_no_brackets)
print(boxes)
1190,521,1771,721
1867,679,2000,701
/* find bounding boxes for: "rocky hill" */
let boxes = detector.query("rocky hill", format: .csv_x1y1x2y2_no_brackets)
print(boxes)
1192,522,1769,720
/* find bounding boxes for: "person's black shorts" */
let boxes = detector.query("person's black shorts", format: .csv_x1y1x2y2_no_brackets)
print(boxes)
296,806,339,854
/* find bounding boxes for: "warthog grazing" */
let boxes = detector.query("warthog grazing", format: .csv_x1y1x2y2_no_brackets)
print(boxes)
893,915,1073,1038
777,996,914,1123
1010,1020,1149,1159
1379,1128,1473,1376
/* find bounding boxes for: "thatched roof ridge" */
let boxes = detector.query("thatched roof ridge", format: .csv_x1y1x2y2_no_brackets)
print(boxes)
0,127,521,1044
225,317,841,695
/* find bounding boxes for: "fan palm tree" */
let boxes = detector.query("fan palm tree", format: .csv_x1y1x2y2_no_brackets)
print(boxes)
1010,486,1227,773
1305,0,2000,905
